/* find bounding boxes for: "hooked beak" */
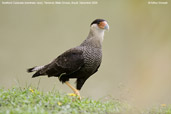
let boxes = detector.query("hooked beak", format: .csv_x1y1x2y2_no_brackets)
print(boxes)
104,23,109,30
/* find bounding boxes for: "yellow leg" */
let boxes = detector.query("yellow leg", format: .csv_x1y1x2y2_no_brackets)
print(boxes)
65,81,81,99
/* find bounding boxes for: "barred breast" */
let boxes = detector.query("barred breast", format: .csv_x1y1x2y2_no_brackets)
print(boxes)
81,46,102,74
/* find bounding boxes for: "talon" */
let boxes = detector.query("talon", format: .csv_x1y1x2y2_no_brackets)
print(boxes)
74,90,81,99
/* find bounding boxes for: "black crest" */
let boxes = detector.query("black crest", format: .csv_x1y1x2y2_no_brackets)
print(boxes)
90,19,106,26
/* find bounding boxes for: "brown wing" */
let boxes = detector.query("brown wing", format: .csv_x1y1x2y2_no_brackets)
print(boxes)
34,48,84,77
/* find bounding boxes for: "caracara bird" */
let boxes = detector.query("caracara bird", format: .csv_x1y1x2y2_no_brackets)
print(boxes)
27,19,109,99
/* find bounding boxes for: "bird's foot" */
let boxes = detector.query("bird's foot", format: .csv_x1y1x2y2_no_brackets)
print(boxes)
65,81,81,99
74,90,81,100
68,92,81,100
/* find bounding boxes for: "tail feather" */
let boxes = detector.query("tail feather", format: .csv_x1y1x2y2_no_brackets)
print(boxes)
27,67,36,72
27,66,45,78
27,66,44,72
32,71,42,78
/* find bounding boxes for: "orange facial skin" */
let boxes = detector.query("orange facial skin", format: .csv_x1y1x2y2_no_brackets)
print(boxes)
98,21,107,29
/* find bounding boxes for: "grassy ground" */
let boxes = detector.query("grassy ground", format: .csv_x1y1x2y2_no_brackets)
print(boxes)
0,87,171,114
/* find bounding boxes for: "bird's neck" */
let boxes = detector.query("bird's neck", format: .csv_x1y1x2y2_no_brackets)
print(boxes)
81,28,105,48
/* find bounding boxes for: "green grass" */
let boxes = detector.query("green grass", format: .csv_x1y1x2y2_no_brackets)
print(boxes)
0,87,171,114
0,87,131,114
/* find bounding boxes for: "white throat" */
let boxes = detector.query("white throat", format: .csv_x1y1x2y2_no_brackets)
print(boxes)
81,24,105,48
89,24,105,43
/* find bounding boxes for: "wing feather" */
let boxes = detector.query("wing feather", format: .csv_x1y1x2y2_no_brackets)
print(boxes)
38,48,84,76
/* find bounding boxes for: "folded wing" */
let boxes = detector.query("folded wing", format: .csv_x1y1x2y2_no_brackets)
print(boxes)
32,48,84,77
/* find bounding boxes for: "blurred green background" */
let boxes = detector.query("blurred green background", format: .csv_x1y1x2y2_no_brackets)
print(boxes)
0,0,171,107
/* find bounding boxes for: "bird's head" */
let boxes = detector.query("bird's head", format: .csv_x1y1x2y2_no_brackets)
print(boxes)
90,19,109,31
81,19,109,47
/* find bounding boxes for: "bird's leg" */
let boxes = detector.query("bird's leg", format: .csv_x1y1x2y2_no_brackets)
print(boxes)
65,81,81,99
